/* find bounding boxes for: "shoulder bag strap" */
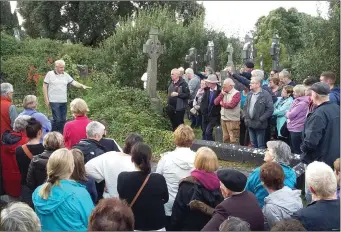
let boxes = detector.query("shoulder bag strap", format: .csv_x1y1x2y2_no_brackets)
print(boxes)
22,144,34,160
130,174,151,208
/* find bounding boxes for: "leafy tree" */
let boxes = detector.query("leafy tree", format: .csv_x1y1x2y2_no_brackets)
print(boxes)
1,1,19,34
17,1,205,46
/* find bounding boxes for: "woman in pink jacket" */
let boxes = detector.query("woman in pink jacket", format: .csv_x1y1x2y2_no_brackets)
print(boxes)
285,85,309,154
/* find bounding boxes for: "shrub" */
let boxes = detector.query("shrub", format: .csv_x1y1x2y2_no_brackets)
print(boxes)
0,32,20,60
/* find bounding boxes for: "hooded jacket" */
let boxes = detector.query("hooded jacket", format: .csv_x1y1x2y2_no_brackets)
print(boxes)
330,86,340,105
245,163,296,208
1,130,28,197
263,186,303,228
286,96,309,132
32,179,94,231
156,147,196,216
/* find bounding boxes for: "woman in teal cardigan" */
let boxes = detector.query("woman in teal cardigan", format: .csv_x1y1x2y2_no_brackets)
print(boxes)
273,85,294,140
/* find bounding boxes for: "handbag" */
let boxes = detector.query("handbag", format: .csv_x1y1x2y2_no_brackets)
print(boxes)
129,174,151,208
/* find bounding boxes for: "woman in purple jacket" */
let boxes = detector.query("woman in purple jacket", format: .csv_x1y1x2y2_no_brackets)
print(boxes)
285,85,309,154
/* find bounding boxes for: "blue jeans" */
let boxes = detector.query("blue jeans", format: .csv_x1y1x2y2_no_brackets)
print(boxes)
248,128,266,148
50,102,67,134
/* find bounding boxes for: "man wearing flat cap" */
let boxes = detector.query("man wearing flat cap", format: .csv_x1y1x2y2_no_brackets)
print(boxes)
300,82,340,168
200,74,222,141
202,169,264,231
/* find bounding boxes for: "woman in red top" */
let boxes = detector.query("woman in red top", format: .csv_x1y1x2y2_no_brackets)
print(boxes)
63,98,91,149
1,115,30,197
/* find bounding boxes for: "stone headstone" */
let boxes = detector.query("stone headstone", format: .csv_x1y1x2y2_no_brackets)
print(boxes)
143,27,165,114
242,34,257,64
226,43,235,73
270,33,280,71
185,47,199,72
204,41,215,71
260,53,264,70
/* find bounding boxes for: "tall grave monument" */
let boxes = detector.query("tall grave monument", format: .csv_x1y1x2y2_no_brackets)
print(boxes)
185,47,199,72
204,41,215,71
270,32,280,71
242,34,257,63
143,27,165,114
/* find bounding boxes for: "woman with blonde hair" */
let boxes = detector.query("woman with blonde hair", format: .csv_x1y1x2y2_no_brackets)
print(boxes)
170,147,224,231
19,95,51,143
156,124,196,229
63,98,91,148
27,132,64,192
32,148,94,231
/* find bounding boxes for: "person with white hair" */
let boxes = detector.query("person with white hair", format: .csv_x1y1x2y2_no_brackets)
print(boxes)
72,121,106,163
19,95,51,143
0,202,41,231
43,59,91,133
242,71,274,149
245,140,296,208
178,67,187,82
213,78,241,144
279,69,296,87
1,82,18,135
292,161,340,231
167,68,190,131
0,115,31,197
186,68,201,127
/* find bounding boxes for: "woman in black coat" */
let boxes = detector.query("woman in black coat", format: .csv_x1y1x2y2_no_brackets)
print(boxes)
170,147,224,231
117,142,169,231
15,118,44,207
26,132,64,194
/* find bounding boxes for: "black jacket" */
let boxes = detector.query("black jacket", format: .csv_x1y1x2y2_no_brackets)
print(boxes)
200,86,222,125
170,176,224,231
300,101,340,167
167,77,190,111
99,138,120,152
292,199,340,231
72,139,106,163
202,191,264,231
243,90,274,129
26,150,54,191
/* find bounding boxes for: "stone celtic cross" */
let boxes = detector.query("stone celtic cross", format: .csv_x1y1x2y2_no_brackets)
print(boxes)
185,47,199,72
226,43,235,74
143,27,165,99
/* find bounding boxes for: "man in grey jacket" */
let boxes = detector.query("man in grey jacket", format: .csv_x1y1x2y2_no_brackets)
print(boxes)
186,68,201,127
243,70,274,149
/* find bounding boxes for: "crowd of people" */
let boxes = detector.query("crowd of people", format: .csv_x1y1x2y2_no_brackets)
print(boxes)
0,59,340,231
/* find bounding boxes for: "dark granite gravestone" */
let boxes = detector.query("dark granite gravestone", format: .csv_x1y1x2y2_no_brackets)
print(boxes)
270,32,280,71
204,41,215,72
185,47,199,73
191,140,303,178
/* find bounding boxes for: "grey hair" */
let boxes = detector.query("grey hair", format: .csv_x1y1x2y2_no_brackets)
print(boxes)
223,78,235,86
306,161,337,198
219,216,250,231
185,68,194,75
279,69,292,79
55,59,65,66
178,67,184,72
1,83,14,96
251,69,264,81
206,66,214,75
86,121,105,138
266,140,291,165
23,95,38,109
13,115,31,132
0,202,41,231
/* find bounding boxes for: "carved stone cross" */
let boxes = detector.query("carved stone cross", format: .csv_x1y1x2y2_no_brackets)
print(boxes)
226,43,235,74
204,41,215,72
143,27,165,114
185,47,198,72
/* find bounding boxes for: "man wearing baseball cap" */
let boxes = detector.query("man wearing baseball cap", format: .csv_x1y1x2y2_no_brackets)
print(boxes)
300,82,340,168
202,169,264,231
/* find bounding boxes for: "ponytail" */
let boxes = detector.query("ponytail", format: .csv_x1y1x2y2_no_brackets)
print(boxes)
131,143,152,174
38,176,58,199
